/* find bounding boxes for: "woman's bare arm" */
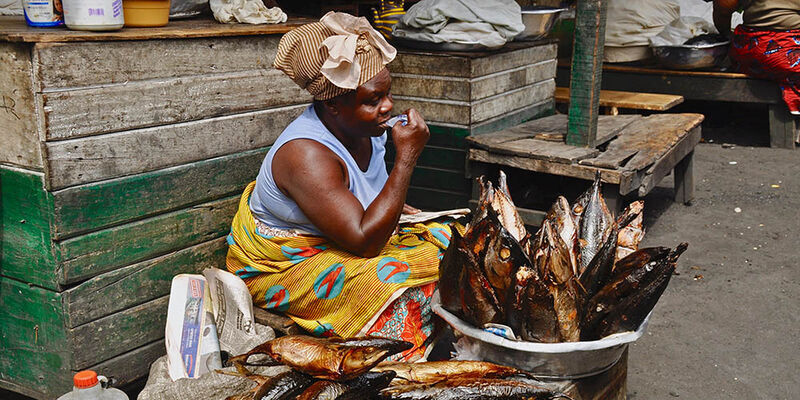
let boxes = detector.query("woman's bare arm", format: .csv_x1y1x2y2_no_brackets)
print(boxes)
272,109,429,257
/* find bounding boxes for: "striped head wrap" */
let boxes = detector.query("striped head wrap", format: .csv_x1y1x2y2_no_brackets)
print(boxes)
274,12,397,100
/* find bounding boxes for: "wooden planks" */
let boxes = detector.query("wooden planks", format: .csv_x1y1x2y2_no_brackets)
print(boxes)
0,276,73,396
467,114,641,152
555,87,684,111
68,295,169,369
62,237,227,328
43,104,305,190
42,69,310,140
0,42,41,169
389,42,557,78
56,195,238,286
638,126,702,197
469,149,623,185
0,167,58,289
0,15,312,43
578,114,703,172
34,36,282,88
392,60,557,102
393,79,554,126
51,148,266,239
83,339,165,389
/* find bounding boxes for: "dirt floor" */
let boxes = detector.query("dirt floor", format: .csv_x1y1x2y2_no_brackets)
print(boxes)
626,103,799,399
3,103,797,400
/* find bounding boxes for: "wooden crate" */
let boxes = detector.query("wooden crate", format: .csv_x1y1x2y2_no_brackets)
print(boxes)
386,41,557,210
0,21,311,398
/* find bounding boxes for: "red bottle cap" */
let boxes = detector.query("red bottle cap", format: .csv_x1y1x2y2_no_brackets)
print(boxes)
73,370,98,388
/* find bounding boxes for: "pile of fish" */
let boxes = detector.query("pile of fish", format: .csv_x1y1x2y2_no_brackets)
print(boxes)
223,335,568,399
440,171,688,342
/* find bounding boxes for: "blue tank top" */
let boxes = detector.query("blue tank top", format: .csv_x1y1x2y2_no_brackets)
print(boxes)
250,105,390,236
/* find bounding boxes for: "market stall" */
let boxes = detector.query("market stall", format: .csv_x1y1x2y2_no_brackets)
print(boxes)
0,16,314,398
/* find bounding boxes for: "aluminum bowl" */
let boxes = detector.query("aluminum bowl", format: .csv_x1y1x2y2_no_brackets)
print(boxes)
431,292,650,379
651,41,730,70
516,7,566,41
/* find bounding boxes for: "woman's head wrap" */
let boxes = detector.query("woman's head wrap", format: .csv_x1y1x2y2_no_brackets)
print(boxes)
274,12,397,100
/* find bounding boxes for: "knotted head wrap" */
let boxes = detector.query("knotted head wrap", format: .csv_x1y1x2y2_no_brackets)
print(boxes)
274,12,397,100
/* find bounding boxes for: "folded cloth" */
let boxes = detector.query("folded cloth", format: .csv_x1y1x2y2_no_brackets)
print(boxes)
393,0,524,48
226,182,465,359
210,0,286,24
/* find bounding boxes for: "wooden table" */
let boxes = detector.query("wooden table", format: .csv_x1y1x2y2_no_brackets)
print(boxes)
466,113,704,226
556,60,796,149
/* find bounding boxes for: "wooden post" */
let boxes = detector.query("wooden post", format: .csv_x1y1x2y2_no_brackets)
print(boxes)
566,0,608,147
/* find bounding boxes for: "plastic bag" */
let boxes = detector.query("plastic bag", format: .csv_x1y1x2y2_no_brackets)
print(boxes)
650,16,719,47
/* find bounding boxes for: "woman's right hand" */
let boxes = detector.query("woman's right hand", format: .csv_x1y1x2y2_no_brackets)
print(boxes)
391,108,429,165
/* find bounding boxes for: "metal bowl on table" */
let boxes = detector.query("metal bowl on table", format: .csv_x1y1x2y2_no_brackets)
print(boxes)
650,41,730,70
516,7,567,41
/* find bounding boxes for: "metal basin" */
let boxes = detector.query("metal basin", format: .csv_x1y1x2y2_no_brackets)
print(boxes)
651,41,730,70
516,7,566,41
431,292,650,379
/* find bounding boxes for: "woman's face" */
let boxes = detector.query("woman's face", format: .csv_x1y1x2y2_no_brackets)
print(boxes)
334,68,394,138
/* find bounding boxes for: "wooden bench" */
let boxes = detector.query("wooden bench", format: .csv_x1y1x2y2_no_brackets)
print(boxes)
556,61,796,149
466,113,703,226
554,87,684,115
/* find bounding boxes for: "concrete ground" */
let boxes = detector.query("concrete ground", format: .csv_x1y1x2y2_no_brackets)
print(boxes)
626,103,799,399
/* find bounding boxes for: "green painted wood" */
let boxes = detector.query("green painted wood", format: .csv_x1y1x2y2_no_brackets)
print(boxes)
68,295,169,369
405,186,470,211
56,195,239,286
63,237,227,328
0,166,60,290
82,339,166,389
52,148,267,240
386,145,466,171
0,276,72,398
567,0,608,147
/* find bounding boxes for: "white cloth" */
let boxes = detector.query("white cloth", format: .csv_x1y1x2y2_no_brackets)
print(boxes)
393,0,525,48
210,0,286,25
649,16,718,47
0,0,21,15
319,11,397,90
605,0,680,48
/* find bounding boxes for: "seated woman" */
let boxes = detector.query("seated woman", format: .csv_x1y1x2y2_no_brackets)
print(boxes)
714,0,800,123
226,12,460,361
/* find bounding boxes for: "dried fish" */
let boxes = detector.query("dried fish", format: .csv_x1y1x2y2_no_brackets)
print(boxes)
230,336,411,381
379,378,569,399
296,371,397,400
577,173,615,275
582,243,688,340
372,361,531,384
615,201,645,262
224,370,314,400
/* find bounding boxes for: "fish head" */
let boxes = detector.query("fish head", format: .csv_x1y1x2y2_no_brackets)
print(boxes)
483,221,533,304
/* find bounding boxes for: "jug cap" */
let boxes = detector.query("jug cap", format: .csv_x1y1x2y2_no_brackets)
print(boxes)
74,370,98,388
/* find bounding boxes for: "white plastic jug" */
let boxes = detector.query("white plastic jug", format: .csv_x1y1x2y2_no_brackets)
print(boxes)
56,370,129,400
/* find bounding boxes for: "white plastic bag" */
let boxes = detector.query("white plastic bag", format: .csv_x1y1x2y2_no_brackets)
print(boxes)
649,16,719,47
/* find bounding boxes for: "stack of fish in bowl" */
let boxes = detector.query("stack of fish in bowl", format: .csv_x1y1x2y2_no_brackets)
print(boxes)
435,171,687,378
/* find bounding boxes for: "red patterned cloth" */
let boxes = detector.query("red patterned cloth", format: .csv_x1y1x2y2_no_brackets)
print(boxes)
365,282,438,362
730,25,800,115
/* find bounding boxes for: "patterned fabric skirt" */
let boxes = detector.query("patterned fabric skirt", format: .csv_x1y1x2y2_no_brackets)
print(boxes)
226,182,463,361
730,25,800,115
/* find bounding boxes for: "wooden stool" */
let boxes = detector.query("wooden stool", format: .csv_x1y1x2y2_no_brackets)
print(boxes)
466,113,703,226
554,87,684,115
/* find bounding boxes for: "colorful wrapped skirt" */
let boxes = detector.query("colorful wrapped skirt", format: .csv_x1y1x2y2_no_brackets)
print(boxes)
730,25,800,115
226,182,462,361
